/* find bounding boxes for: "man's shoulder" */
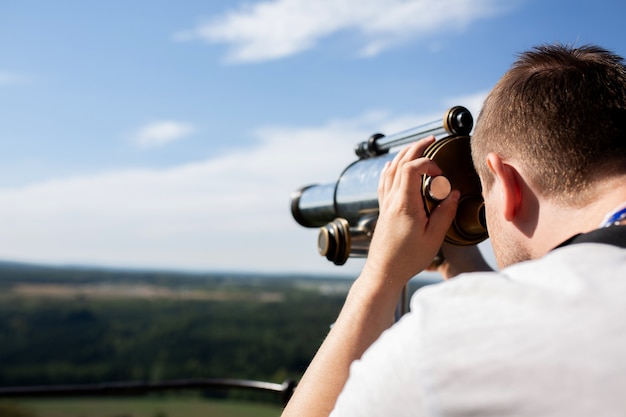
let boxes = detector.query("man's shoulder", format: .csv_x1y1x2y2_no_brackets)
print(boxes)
398,243,626,416
418,241,625,298
409,242,626,331
337,243,626,417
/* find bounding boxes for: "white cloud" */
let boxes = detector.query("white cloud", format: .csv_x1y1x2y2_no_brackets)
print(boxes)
132,121,195,149
0,97,490,275
0,70,30,85
174,0,516,63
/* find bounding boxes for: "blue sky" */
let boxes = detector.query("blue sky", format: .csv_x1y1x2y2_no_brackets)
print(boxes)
0,0,624,276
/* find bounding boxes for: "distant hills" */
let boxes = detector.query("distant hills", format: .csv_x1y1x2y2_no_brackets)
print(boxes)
0,258,357,284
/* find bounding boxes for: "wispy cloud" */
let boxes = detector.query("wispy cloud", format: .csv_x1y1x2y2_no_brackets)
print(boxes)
0,96,488,274
131,121,195,149
0,70,30,86
174,0,517,63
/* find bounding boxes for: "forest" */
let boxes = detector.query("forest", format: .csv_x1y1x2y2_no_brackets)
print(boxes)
0,261,438,415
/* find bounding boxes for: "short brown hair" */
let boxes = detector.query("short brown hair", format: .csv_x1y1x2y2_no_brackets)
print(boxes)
472,44,626,205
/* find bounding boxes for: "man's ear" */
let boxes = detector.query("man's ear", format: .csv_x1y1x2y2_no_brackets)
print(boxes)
486,153,522,222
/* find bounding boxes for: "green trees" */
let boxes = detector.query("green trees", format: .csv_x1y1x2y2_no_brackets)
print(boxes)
0,267,348,391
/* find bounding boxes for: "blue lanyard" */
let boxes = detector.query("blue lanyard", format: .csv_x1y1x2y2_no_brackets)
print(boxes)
601,206,626,228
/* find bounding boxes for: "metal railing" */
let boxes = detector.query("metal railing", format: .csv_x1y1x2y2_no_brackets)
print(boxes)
0,377,297,406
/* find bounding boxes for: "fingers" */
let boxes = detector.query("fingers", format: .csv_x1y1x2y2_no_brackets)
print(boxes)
378,135,460,237
390,137,436,193
371,136,463,280
426,189,460,239
379,136,437,199
397,158,438,215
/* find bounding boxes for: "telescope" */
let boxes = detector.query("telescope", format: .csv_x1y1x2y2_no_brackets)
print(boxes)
290,106,488,265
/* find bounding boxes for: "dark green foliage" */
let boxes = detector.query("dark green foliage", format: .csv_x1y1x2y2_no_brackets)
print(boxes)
0,264,349,395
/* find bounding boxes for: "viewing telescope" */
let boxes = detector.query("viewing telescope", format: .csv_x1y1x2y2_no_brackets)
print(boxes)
290,106,488,265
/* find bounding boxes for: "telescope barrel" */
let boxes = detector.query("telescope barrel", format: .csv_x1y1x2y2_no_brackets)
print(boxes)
374,123,450,151
354,106,473,158
290,106,487,265
290,183,338,228
291,154,393,229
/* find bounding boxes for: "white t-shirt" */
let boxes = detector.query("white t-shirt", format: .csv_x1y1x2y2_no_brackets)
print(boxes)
331,243,626,416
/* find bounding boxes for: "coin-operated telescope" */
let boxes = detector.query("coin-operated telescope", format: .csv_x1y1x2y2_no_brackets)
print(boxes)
290,106,488,266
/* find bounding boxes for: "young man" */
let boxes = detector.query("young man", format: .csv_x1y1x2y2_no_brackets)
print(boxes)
282,44,626,416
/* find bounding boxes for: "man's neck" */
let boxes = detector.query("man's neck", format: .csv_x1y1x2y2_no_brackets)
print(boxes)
531,178,626,258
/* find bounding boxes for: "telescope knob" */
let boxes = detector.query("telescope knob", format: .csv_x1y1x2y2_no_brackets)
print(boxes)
425,175,451,202
355,133,387,159
444,106,473,136
318,218,351,266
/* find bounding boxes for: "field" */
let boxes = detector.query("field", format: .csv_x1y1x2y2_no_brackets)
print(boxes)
2,397,283,417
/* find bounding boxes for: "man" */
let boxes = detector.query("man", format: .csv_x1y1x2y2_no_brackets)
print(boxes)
282,44,626,416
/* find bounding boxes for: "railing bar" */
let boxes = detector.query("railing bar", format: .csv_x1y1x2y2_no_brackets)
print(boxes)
0,378,295,399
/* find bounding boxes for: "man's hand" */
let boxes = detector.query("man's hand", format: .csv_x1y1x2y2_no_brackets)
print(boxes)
362,136,460,289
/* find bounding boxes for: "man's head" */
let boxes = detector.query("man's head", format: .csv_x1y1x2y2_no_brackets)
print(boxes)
471,44,626,267
473,44,626,203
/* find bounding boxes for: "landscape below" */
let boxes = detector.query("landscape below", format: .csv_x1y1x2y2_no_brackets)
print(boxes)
0,261,438,416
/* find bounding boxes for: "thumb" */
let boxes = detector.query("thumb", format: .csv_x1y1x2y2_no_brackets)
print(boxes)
426,189,460,240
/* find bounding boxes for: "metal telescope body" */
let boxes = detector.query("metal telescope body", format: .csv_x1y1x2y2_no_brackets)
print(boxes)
291,106,488,266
